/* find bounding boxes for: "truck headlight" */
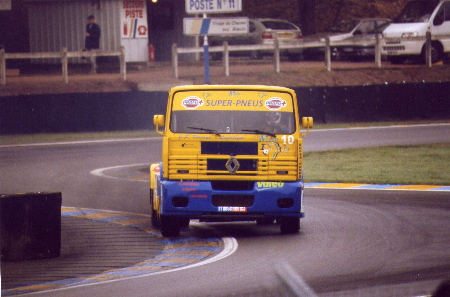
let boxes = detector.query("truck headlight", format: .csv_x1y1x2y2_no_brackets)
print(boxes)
401,32,418,38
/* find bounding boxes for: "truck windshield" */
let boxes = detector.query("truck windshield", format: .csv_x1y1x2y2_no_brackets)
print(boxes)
394,0,439,23
170,89,297,135
170,110,295,135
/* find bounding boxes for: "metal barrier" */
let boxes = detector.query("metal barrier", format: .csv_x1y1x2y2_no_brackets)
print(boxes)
0,46,126,85
172,33,441,78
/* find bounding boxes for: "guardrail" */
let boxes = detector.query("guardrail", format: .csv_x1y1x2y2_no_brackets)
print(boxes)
0,46,126,85
172,32,439,78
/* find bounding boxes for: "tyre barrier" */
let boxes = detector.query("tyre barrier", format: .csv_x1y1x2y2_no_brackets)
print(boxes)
1,192,62,261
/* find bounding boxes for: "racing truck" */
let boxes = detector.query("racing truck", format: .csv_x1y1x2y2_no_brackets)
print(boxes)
150,85,313,237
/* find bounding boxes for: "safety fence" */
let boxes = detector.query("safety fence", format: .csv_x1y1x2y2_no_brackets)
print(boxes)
0,46,126,85
2,83,449,135
172,32,441,78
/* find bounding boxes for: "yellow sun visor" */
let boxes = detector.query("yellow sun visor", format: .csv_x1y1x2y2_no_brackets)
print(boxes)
171,89,294,112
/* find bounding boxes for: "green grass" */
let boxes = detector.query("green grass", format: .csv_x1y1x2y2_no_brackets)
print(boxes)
1,121,449,186
304,144,450,186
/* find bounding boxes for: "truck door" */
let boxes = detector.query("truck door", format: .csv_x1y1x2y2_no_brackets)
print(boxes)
431,1,450,52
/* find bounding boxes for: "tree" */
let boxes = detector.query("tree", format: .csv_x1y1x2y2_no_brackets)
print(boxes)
298,0,316,35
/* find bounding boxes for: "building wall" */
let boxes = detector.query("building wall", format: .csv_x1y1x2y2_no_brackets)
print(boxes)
27,1,121,62
26,0,199,63
148,0,197,61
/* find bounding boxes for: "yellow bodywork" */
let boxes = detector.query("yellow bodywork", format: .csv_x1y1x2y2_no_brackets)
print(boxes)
151,85,313,187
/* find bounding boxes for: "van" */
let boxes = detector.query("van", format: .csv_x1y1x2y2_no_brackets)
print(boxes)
382,0,450,64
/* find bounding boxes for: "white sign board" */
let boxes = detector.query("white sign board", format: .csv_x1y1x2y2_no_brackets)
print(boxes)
184,17,248,36
121,0,148,38
186,0,242,14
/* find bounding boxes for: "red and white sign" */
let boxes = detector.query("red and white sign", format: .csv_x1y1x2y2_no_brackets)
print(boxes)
121,0,148,39
182,96,204,109
265,97,287,110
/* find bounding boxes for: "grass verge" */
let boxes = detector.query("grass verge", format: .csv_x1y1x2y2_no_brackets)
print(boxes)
304,143,450,186
1,121,448,186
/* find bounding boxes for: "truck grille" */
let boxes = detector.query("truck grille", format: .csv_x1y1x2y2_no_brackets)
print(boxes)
212,194,254,207
167,140,299,181
211,181,254,191
168,155,298,180
202,142,258,155
207,158,257,171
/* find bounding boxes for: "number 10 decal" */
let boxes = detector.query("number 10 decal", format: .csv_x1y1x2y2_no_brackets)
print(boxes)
282,135,295,144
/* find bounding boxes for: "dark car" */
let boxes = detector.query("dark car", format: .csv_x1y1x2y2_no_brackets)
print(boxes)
208,18,303,61
304,18,391,61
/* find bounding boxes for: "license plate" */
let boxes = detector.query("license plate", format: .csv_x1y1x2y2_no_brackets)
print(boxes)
278,33,293,38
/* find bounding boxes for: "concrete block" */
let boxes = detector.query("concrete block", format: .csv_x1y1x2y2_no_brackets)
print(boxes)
1,192,61,261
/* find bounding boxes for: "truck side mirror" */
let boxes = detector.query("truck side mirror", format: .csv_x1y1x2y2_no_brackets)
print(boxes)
153,114,165,135
302,117,313,129
301,117,313,136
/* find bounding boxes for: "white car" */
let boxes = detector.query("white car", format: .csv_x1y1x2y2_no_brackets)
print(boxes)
208,18,303,61
304,18,391,61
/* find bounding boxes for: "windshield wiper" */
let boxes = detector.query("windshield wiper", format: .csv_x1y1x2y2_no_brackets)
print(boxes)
242,129,276,138
187,126,221,136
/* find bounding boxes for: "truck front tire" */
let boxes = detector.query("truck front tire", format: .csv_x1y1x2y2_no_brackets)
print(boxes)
160,215,181,237
150,189,160,228
279,217,300,234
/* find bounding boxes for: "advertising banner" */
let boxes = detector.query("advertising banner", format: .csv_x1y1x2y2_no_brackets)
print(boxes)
121,0,148,39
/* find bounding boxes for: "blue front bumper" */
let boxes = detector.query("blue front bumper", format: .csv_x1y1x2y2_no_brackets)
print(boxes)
159,180,304,220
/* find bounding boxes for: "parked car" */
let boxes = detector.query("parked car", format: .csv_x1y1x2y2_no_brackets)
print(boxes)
382,0,450,64
303,18,391,61
208,18,303,61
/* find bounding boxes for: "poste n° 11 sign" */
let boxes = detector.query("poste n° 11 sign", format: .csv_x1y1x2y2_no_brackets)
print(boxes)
186,0,242,14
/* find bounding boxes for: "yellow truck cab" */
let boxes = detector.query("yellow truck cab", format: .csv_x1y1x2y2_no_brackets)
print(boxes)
150,85,313,237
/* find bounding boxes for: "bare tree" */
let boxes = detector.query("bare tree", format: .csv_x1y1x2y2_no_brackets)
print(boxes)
298,0,316,35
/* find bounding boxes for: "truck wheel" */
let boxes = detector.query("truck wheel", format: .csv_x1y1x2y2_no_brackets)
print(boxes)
150,189,160,228
279,217,300,234
180,218,190,227
160,215,181,237
151,208,160,228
